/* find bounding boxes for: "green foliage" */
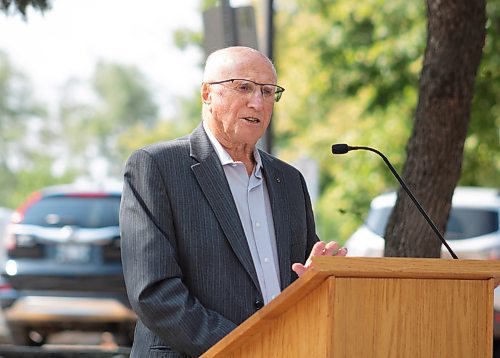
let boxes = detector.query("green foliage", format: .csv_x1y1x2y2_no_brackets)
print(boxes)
274,0,426,242
0,0,50,17
5,153,75,208
174,28,204,51
93,62,158,129
91,62,159,174
0,51,42,159
461,0,500,187
0,50,61,208
0,55,161,206
118,91,202,156
56,62,159,179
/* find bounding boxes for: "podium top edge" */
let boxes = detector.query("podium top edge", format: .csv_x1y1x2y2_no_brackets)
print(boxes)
311,257,500,284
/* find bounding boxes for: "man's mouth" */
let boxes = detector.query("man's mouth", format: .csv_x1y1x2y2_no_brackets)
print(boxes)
243,117,260,123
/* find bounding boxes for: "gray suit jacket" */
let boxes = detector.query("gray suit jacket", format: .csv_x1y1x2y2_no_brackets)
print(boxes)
120,123,318,357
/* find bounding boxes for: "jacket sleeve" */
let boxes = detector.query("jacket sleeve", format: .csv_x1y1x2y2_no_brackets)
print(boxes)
119,148,237,357
300,171,320,257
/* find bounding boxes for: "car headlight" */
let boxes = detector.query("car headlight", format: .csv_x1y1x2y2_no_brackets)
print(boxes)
5,260,18,276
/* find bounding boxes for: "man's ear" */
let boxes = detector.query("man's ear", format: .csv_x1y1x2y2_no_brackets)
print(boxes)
201,82,211,104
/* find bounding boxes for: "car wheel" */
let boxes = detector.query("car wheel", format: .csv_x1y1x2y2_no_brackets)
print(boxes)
9,325,46,346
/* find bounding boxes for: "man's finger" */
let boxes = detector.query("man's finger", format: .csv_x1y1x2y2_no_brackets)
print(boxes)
323,241,340,255
292,263,307,277
336,247,348,256
310,241,327,256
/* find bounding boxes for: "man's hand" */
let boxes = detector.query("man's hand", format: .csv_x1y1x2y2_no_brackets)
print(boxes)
292,241,348,277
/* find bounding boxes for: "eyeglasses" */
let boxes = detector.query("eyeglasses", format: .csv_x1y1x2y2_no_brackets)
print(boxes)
207,78,285,103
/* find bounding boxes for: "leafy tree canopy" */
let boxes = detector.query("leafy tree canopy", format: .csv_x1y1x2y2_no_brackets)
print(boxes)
0,0,50,17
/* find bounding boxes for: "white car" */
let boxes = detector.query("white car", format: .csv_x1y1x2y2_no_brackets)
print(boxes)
345,186,500,259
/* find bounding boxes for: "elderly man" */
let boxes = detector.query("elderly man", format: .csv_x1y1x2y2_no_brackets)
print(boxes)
120,46,347,357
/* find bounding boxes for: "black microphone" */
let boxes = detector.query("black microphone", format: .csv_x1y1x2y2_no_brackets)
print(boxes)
331,143,459,260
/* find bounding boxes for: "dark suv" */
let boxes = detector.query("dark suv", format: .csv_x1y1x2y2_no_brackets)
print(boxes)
0,182,135,346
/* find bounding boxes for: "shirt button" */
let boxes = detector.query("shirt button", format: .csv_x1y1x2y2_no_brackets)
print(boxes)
255,222,261,228
264,257,270,263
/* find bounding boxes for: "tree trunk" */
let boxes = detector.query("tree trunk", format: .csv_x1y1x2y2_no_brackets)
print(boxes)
384,0,486,258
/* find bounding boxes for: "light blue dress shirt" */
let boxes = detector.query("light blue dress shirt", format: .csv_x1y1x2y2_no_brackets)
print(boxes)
203,121,281,304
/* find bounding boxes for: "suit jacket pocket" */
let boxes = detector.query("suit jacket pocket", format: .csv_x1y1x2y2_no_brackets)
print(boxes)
149,345,189,358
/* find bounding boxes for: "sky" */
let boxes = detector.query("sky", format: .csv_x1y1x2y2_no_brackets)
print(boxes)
0,0,206,117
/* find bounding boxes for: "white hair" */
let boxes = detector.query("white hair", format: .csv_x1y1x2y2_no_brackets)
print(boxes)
202,46,277,82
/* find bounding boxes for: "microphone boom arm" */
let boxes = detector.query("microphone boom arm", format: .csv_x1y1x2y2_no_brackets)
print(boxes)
335,144,459,259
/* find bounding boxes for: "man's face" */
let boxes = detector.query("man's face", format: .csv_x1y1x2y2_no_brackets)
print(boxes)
203,52,276,150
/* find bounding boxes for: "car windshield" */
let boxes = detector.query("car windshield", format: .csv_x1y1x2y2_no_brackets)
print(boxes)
21,195,121,228
366,206,499,240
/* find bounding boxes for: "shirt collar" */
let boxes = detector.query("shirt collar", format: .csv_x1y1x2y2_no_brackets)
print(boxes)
202,121,263,175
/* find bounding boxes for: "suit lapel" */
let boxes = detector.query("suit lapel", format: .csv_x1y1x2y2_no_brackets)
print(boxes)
261,153,292,289
189,124,260,291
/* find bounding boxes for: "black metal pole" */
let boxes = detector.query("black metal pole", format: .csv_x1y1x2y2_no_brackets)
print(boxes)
262,0,274,153
221,0,237,46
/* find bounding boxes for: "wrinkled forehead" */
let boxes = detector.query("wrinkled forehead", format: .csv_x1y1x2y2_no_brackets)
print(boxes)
203,48,277,83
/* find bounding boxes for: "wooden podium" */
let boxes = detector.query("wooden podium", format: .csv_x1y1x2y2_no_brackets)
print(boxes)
201,257,500,358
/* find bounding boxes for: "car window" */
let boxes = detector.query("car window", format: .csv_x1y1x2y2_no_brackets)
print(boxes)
365,207,393,236
21,195,121,228
446,208,499,240
365,206,499,240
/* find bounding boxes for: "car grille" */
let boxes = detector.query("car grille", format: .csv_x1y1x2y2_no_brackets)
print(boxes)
7,274,127,293
102,240,122,263
7,244,44,259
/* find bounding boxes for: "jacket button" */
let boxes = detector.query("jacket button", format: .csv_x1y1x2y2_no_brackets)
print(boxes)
255,300,264,310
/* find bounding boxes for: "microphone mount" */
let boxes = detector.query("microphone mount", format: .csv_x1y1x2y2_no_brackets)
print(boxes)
331,143,459,260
